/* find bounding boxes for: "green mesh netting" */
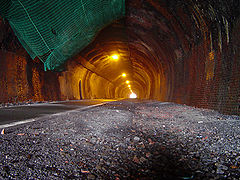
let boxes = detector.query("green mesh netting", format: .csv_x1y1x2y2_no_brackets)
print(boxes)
0,0,125,71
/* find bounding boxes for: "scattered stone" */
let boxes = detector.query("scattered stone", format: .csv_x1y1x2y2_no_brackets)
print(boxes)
17,133,25,136
146,152,151,158
133,136,140,142
96,165,101,171
81,170,90,174
87,174,96,180
0,101,239,179
1,129,4,135
216,168,225,174
216,164,228,171
139,157,147,163
133,155,139,164
125,137,130,142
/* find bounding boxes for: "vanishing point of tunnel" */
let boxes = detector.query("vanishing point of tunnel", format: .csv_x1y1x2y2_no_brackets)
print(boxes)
0,0,240,179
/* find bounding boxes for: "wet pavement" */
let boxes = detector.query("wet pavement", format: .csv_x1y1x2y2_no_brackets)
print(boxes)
0,100,239,179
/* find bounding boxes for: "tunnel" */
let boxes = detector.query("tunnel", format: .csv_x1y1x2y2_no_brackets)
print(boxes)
0,0,239,115
0,1,240,179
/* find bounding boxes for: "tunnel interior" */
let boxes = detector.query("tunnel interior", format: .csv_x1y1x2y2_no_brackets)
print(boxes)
0,0,239,115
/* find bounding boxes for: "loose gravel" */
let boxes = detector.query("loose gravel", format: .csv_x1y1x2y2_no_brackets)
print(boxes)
0,100,239,179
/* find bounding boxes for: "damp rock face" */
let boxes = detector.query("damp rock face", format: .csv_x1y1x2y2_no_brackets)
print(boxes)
0,100,239,179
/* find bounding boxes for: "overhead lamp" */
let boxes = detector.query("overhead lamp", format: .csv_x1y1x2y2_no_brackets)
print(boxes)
128,85,131,88
111,54,119,60
126,80,130,84
122,73,126,77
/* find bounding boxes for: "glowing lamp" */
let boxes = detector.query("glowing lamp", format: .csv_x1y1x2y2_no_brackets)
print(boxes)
126,80,130,84
128,85,131,88
122,73,126,77
111,54,119,60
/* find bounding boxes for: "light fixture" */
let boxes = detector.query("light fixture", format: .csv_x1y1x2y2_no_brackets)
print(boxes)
126,80,130,84
130,92,137,99
122,73,126,77
111,54,119,60
128,85,131,88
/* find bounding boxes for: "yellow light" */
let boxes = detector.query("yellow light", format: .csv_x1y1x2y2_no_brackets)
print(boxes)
126,80,130,84
130,92,137,99
111,54,119,60
122,73,126,77
128,85,131,88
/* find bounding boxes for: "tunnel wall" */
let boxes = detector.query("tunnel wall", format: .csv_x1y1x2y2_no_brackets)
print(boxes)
59,59,115,100
0,50,61,103
0,49,113,103
126,0,240,115
166,5,240,115
0,51,29,102
171,26,240,115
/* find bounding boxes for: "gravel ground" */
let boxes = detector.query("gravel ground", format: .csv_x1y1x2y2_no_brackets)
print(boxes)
0,100,239,179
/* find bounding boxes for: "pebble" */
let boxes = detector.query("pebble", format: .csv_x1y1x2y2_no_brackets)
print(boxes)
133,156,139,163
133,136,140,142
217,164,228,171
125,137,130,142
139,157,147,163
87,174,96,180
216,169,225,174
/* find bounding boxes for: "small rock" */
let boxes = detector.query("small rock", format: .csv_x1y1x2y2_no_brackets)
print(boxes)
133,155,139,163
221,165,228,171
134,136,140,142
139,157,147,163
90,137,97,144
125,137,130,142
236,156,240,161
81,170,90,173
96,165,101,171
217,164,228,171
17,133,25,136
148,138,154,145
87,174,95,180
216,169,224,174
146,152,152,158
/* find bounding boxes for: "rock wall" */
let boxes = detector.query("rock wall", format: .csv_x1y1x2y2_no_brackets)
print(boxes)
0,18,61,103
125,0,240,115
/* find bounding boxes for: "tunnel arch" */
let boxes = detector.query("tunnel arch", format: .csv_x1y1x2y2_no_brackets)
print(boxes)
0,0,239,114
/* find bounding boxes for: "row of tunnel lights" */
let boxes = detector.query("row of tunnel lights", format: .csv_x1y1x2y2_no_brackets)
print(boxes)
111,54,137,99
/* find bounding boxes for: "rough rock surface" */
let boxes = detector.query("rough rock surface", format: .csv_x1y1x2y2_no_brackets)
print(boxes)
0,100,239,179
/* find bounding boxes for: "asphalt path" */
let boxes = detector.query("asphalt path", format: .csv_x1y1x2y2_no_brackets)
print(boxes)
0,99,115,127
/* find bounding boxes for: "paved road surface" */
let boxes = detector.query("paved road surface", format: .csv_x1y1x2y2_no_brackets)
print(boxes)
0,99,115,126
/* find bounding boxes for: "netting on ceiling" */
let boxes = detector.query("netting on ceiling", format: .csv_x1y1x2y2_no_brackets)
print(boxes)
0,0,125,71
